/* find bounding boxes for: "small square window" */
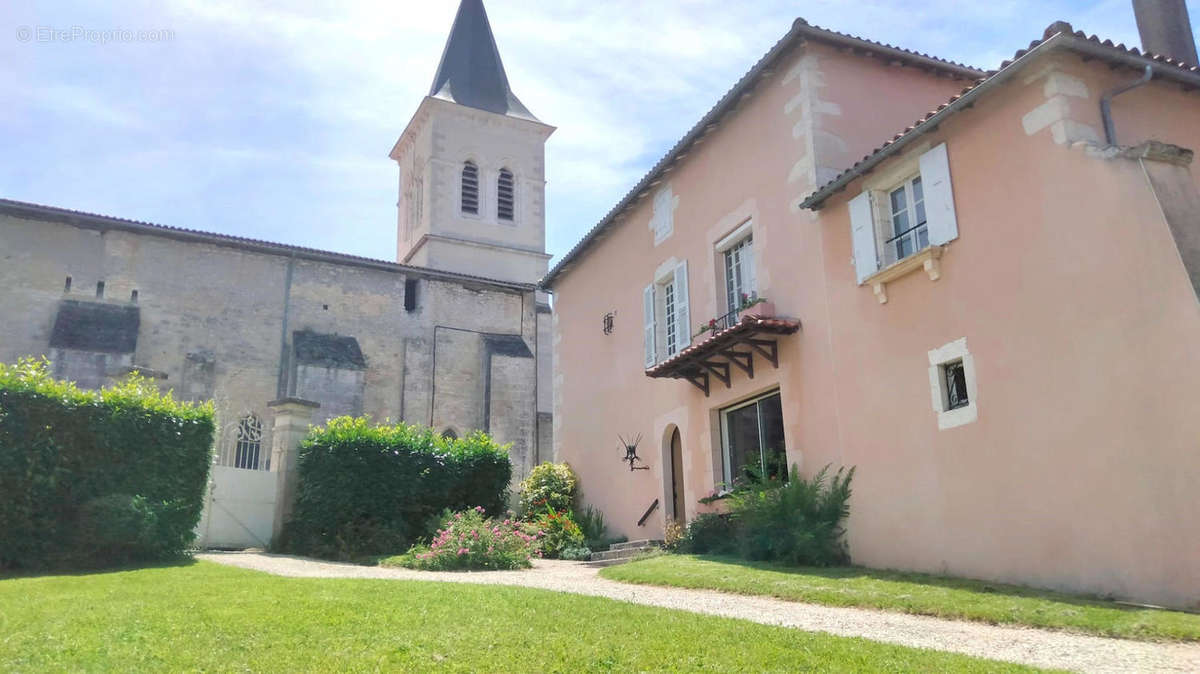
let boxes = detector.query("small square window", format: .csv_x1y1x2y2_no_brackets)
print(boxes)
928,338,977,431
942,360,968,411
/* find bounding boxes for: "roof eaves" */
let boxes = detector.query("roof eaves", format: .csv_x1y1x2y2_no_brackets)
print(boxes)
540,19,985,289
799,26,1200,210
0,198,535,292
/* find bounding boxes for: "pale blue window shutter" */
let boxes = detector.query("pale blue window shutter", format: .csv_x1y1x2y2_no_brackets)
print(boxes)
849,191,878,284
643,284,656,368
920,143,958,245
674,262,691,349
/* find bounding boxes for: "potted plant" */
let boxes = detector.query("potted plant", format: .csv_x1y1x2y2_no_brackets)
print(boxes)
693,318,720,343
737,294,774,320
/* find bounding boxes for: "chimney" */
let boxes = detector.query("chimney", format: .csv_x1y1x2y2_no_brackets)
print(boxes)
1132,0,1199,65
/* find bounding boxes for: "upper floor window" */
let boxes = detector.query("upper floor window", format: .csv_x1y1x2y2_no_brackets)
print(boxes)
497,168,515,221
849,142,958,289
233,413,265,470
663,279,678,356
888,176,928,262
723,235,755,314
461,161,479,215
644,261,690,367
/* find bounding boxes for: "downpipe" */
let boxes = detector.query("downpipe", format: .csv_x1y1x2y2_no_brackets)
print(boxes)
1101,65,1153,146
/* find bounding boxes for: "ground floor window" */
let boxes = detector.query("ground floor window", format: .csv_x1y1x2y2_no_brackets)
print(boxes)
720,391,786,487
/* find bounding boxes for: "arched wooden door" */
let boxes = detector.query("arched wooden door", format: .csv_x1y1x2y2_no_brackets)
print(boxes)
669,428,685,524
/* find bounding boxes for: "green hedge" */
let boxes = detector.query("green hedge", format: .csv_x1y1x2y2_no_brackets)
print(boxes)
278,417,512,560
0,358,215,570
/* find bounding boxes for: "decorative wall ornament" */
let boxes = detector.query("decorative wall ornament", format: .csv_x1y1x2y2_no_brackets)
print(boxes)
618,433,649,471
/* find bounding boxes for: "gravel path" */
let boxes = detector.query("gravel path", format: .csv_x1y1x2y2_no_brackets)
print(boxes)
198,551,1200,673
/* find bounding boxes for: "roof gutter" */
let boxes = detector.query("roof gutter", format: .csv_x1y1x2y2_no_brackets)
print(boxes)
799,34,1200,210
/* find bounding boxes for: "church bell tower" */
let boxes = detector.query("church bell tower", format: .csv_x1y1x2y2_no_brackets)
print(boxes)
390,0,555,286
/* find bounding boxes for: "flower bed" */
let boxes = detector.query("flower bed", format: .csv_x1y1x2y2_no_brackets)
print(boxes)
391,508,539,571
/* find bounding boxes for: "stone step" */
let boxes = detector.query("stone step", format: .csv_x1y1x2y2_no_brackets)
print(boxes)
608,539,664,551
585,557,636,568
589,545,660,562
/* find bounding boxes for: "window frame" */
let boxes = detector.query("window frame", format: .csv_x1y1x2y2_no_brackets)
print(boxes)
663,279,678,356
927,338,978,430
886,175,929,264
722,235,755,315
719,390,786,487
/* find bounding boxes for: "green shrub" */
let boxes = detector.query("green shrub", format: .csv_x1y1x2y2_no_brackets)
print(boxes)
394,507,536,571
680,465,855,566
531,507,585,558
74,494,196,566
0,357,215,571
278,417,512,561
679,513,738,555
559,545,592,561
518,462,577,515
729,465,854,566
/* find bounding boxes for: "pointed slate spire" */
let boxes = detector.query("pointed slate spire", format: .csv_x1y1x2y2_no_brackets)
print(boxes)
429,0,538,121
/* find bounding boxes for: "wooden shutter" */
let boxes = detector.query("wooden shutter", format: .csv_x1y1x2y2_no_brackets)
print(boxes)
920,143,958,245
674,262,691,349
643,284,656,368
849,191,878,284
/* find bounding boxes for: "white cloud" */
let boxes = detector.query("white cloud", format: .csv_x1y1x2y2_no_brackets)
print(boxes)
4,0,1196,266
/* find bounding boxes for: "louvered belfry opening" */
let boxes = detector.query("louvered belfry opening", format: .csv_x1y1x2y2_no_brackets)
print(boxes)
497,168,514,221
461,161,479,214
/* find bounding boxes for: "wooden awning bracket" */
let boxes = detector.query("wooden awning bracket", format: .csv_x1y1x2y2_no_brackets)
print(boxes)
684,371,710,396
698,359,731,388
719,348,754,378
744,337,780,368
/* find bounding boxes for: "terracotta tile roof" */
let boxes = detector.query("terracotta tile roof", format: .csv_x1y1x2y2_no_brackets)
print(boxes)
540,19,984,289
0,197,534,291
799,22,1200,210
645,314,800,378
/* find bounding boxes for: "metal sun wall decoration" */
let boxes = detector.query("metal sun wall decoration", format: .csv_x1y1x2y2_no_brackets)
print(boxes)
618,433,649,471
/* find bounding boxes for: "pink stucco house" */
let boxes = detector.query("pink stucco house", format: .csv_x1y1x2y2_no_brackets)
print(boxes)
542,4,1200,608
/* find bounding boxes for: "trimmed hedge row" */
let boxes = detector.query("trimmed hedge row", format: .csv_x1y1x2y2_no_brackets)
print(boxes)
0,358,215,570
277,417,512,560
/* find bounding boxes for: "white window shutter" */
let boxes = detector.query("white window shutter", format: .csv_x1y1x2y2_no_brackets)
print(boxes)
745,240,757,297
643,284,656,368
674,262,691,349
849,191,878,284
920,142,958,245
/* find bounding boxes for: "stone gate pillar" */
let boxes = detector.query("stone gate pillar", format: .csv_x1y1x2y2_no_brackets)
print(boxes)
268,397,320,545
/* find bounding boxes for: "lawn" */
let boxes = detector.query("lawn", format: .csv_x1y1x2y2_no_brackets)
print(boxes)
0,561,1041,672
600,554,1200,642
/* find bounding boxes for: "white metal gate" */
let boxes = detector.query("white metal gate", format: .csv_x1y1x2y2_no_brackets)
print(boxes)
195,465,278,549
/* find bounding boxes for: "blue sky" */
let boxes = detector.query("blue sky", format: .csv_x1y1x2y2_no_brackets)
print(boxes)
4,0,1195,265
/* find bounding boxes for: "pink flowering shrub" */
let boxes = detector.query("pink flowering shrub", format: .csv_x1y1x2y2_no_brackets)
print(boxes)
398,507,539,571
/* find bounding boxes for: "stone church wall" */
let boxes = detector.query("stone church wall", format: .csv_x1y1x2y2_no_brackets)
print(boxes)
0,208,542,480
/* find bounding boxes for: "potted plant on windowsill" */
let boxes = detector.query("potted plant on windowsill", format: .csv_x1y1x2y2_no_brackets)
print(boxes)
693,318,720,344
737,294,774,321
